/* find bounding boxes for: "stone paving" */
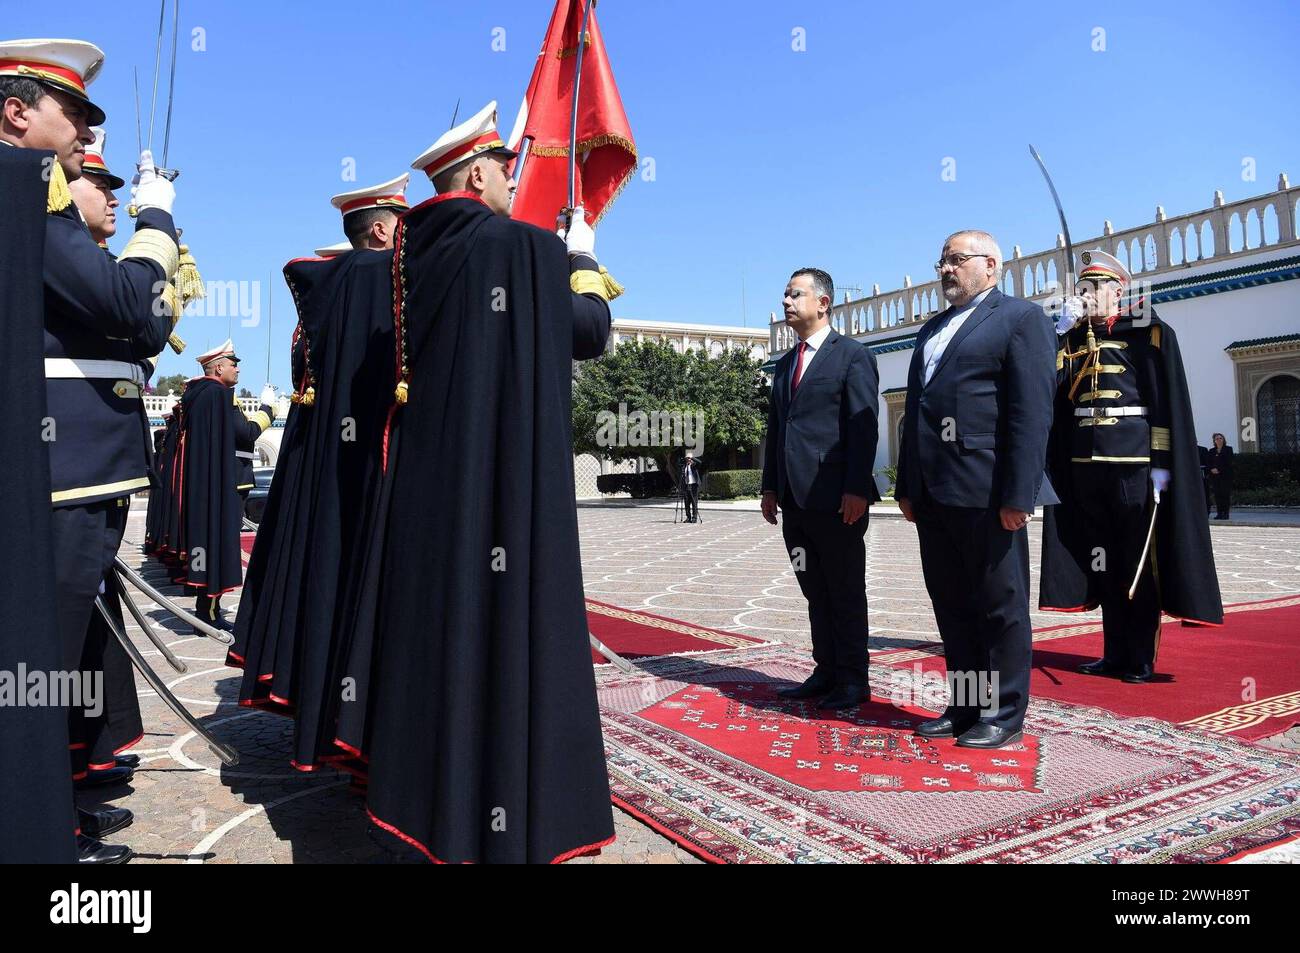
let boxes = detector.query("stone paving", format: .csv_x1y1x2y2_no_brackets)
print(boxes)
90,499,1300,864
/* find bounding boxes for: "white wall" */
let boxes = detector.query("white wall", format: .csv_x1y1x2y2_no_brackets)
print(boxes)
1155,280,1299,448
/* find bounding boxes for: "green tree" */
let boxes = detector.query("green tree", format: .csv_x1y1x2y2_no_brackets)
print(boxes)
572,340,770,480
151,373,187,397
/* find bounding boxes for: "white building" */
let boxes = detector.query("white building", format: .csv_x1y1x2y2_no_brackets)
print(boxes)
767,175,1300,483
607,317,770,362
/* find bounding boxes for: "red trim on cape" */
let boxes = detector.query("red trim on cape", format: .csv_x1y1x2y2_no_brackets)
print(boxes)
113,732,144,755
365,808,613,864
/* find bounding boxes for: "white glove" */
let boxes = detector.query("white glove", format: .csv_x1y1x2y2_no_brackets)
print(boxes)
131,149,175,215
259,384,277,407
1055,295,1085,334
559,205,596,258
1151,467,1171,502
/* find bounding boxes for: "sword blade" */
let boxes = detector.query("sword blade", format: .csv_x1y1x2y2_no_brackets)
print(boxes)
147,0,166,151
133,67,143,155
1128,496,1159,600
1029,143,1076,291
115,556,234,645
116,570,187,673
161,0,181,167
95,595,238,765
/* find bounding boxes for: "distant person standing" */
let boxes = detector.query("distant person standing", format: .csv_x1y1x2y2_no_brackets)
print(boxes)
1207,433,1233,519
681,452,701,522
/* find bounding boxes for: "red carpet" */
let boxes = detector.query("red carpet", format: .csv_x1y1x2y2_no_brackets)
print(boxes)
585,599,769,663
875,596,1300,742
599,645,1300,864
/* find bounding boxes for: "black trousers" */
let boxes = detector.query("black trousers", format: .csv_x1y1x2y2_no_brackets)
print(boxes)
914,499,1032,732
1209,475,1231,518
780,496,869,688
683,482,699,520
51,497,141,774
1070,463,1161,670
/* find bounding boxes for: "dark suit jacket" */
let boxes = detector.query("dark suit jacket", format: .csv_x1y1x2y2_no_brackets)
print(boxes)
762,329,881,512
894,288,1057,512
1207,445,1233,482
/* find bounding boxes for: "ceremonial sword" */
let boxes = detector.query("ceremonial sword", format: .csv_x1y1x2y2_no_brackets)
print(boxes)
1029,144,1075,292
115,556,235,645
95,595,239,765
128,0,183,218
115,576,188,673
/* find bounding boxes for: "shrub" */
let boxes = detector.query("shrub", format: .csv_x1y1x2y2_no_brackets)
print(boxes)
595,471,674,499
1232,452,1300,490
702,469,762,500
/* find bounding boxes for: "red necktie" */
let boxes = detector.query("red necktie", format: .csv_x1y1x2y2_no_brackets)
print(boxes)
791,341,809,395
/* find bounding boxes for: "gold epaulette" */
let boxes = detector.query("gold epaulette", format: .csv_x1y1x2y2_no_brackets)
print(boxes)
1150,426,1171,452
119,228,180,280
571,265,625,302
1151,325,1162,349
247,410,272,432
47,160,71,213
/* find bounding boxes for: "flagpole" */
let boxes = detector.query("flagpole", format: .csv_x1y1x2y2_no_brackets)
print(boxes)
566,0,596,223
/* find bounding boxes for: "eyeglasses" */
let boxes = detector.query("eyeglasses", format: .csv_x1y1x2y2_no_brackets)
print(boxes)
933,253,990,273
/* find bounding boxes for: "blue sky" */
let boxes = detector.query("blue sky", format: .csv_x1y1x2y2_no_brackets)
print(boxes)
9,0,1298,387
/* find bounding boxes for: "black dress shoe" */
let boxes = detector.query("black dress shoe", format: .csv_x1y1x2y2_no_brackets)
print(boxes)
1078,657,1123,677
1121,664,1154,684
915,716,959,738
75,764,134,789
776,675,834,700
78,806,133,839
115,753,140,769
76,834,132,864
955,723,1023,749
817,686,867,710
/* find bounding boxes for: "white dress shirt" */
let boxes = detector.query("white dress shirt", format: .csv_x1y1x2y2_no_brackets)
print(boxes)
922,287,993,386
792,323,833,392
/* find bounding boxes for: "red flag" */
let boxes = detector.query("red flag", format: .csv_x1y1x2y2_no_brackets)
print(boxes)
508,0,636,230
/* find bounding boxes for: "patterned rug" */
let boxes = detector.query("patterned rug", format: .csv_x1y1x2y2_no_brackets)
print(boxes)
586,598,771,663
599,645,1300,863
874,595,1300,741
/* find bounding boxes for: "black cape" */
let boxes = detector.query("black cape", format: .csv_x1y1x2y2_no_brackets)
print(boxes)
1040,311,1224,625
0,147,76,862
176,377,246,595
359,194,614,863
144,412,180,559
229,249,394,773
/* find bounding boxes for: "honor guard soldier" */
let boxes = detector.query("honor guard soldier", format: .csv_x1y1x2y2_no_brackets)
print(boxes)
2,37,183,863
1041,250,1223,682
66,127,150,795
353,100,620,862
176,340,275,629
330,172,409,250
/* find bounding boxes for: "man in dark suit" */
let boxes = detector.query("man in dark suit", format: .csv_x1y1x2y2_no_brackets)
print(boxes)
762,267,880,710
895,231,1056,749
680,452,702,522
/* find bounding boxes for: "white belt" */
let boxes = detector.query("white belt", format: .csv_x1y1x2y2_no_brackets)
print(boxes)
1074,406,1147,418
235,450,255,460
44,358,146,386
